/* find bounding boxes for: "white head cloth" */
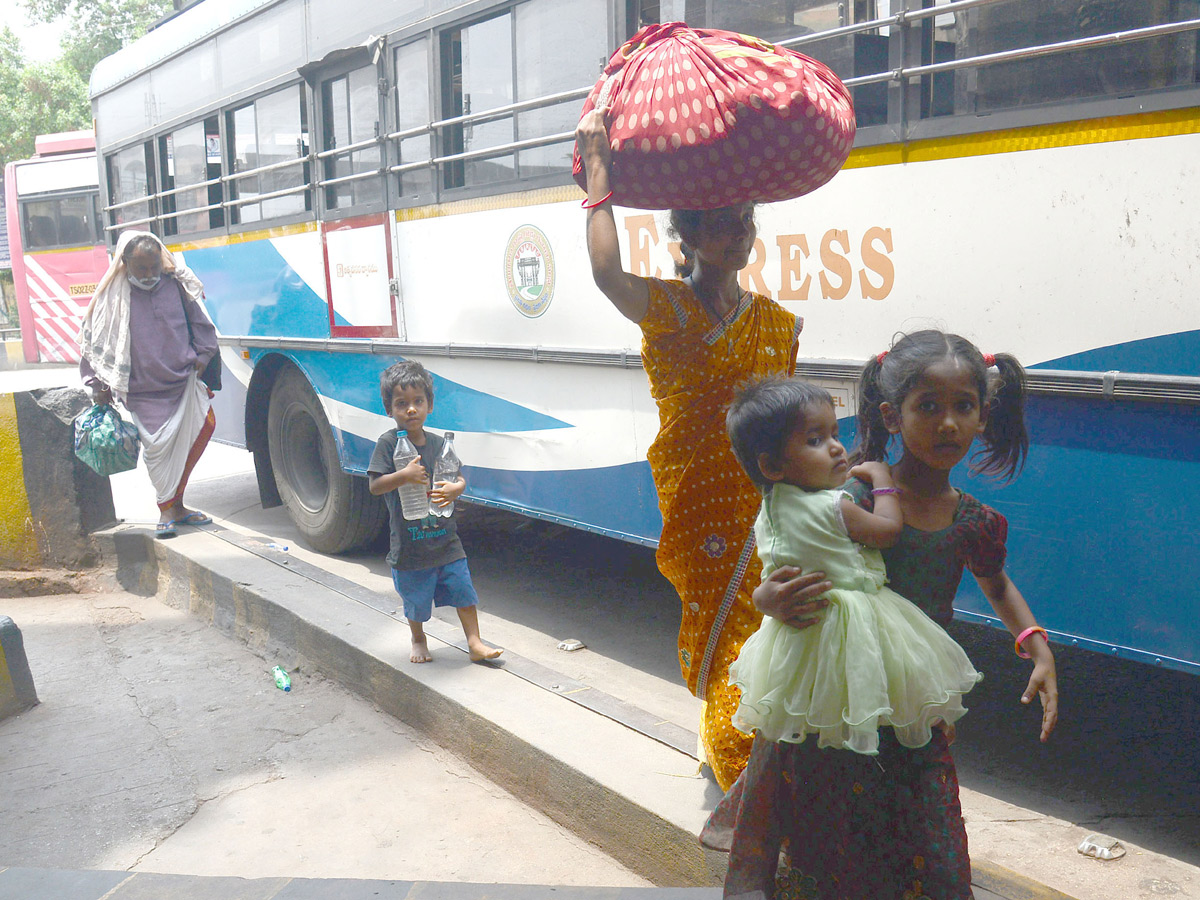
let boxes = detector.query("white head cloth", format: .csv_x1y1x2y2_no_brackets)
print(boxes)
78,230,207,398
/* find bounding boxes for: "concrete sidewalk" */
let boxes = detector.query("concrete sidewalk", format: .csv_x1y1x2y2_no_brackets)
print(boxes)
68,521,1076,900
0,868,1053,900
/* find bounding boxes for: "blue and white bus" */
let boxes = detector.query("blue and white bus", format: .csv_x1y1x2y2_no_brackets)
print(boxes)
89,0,1200,675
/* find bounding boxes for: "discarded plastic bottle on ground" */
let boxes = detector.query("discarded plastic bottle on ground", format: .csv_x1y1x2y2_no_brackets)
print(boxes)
393,431,431,520
430,432,461,518
272,665,291,692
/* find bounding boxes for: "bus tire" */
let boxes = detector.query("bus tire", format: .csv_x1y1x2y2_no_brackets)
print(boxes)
267,366,385,553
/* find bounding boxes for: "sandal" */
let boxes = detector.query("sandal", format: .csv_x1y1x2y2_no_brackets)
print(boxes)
178,511,213,527
155,521,178,539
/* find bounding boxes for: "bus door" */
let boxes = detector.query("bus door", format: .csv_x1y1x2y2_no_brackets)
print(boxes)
313,54,397,339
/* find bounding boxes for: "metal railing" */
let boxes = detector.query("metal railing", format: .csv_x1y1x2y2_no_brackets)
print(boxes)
105,6,1200,233
792,359,1200,405
103,82,588,230
842,16,1200,89
778,0,1008,50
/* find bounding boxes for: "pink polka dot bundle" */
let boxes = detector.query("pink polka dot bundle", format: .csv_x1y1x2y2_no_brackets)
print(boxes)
573,22,856,210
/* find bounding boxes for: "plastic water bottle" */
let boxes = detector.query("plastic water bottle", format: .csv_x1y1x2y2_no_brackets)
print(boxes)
431,432,461,517
393,431,431,520
272,665,291,692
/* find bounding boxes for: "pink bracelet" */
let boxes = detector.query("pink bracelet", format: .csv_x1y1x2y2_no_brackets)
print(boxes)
1014,625,1048,659
871,487,899,495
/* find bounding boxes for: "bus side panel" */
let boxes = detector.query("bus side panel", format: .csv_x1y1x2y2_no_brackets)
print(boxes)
180,225,330,339
180,223,668,542
206,349,249,447
264,346,666,544
15,246,109,364
612,127,1200,374
179,227,328,448
953,395,1200,672
395,199,644,353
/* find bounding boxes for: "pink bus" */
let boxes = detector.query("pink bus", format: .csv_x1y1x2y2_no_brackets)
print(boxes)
4,130,110,363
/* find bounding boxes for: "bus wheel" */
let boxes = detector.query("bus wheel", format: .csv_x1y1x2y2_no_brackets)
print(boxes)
266,366,385,553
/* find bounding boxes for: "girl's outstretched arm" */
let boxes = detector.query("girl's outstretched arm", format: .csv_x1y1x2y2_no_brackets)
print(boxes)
576,109,649,323
975,570,1059,742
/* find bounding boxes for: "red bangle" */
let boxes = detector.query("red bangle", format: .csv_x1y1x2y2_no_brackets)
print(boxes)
1014,625,1048,659
582,190,613,209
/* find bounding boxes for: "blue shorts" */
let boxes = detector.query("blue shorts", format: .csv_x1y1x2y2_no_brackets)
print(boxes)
391,557,479,623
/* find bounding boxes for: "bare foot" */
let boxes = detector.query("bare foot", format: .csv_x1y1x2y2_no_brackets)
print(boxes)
410,636,433,663
468,639,502,662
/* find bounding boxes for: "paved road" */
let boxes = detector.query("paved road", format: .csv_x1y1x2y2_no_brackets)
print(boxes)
0,582,651,887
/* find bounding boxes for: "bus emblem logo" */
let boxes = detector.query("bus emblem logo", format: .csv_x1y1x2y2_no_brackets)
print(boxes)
503,225,555,318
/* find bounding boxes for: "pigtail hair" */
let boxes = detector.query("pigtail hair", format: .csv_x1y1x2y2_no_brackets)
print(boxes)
851,355,891,464
971,352,1029,481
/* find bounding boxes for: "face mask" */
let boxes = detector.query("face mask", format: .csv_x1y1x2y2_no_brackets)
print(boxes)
128,274,161,291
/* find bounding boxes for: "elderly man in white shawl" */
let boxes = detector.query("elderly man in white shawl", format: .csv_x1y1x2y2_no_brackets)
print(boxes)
79,231,219,538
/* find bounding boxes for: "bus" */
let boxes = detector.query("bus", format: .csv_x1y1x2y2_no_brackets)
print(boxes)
3,131,110,364
88,0,1200,676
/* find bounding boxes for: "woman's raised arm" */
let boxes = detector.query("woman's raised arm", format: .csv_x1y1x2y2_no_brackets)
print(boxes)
576,109,649,323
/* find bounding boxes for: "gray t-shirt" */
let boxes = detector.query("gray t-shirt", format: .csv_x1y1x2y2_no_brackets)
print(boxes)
368,428,465,572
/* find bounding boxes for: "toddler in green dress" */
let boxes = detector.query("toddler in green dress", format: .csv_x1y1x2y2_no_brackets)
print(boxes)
726,376,981,754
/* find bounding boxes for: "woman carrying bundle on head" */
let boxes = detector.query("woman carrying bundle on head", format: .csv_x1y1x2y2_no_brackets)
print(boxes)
573,21,856,789
575,109,832,789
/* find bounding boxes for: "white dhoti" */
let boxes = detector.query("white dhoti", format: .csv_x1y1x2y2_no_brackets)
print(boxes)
132,373,213,505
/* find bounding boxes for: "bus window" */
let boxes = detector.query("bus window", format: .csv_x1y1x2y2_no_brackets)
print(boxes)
35,194,98,247
712,0,841,38
22,201,60,249
151,40,217,129
321,66,383,212
229,85,312,225
94,74,152,150
216,1,306,99
514,0,607,180
630,0,707,31
159,116,224,236
393,39,433,202
308,0,424,59
440,12,515,190
929,0,1200,118
105,142,155,233
714,0,888,128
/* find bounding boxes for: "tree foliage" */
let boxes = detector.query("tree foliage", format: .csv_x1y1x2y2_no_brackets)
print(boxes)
25,0,173,82
0,27,91,170
0,0,170,169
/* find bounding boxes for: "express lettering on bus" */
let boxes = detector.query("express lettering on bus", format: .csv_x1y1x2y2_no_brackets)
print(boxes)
623,214,895,302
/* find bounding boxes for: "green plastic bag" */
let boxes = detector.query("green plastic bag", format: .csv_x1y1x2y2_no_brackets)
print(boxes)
73,403,141,476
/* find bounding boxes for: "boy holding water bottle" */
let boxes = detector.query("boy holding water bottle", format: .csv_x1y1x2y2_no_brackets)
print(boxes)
368,361,502,664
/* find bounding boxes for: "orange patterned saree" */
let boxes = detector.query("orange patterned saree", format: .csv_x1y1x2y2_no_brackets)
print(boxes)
640,277,800,789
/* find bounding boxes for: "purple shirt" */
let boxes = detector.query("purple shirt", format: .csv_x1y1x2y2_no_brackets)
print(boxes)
81,275,219,433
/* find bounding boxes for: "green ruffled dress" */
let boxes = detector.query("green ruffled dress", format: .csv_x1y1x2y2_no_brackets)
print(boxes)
730,483,982,755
